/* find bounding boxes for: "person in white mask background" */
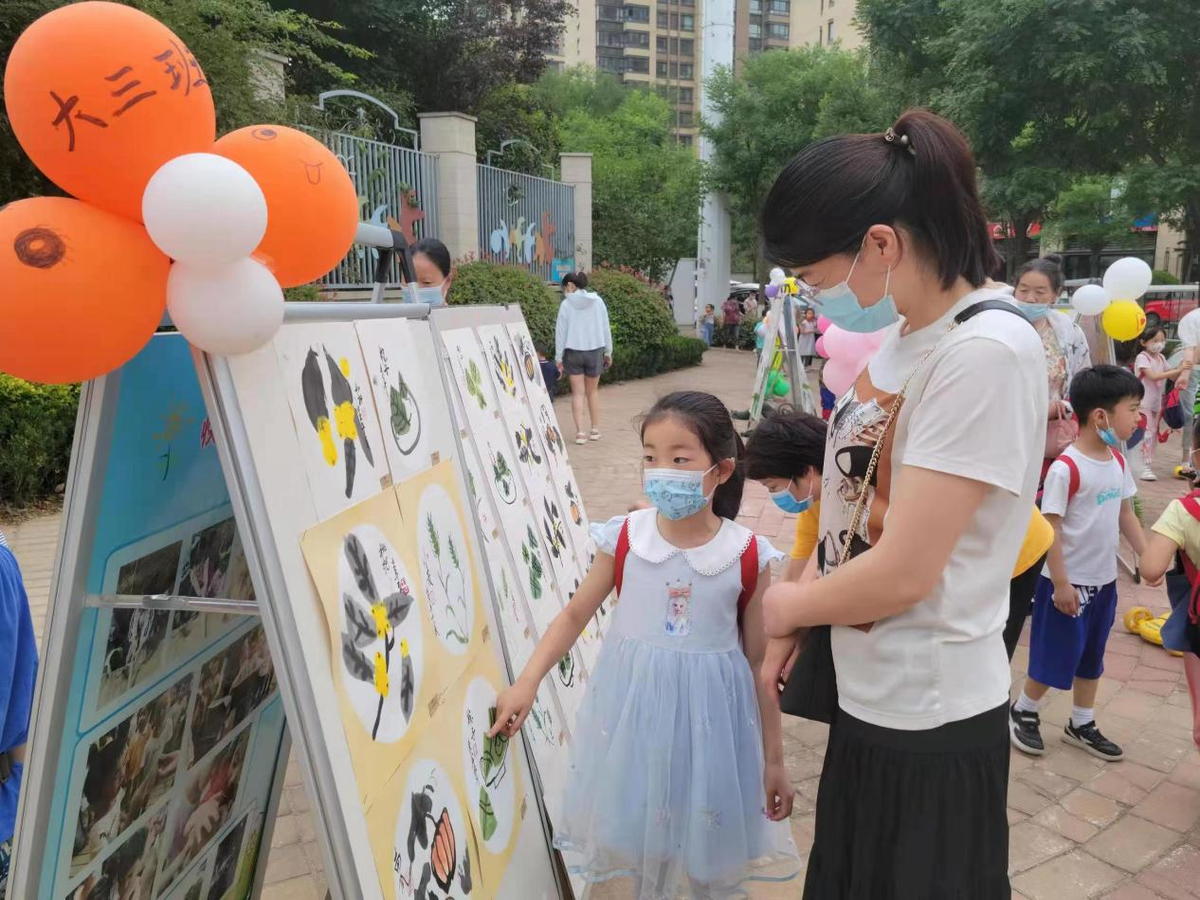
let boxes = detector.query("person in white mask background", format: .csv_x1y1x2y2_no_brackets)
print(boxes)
1135,323,1191,480
1012,255,1092,481
402,238,453,304
758,109,1046,899
555,271,613,445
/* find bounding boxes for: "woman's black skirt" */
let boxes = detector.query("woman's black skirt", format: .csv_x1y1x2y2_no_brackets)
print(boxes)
803,703,1011,900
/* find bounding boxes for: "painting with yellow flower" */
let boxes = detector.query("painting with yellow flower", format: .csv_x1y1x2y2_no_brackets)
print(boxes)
338,525,423,743
274,323,388,520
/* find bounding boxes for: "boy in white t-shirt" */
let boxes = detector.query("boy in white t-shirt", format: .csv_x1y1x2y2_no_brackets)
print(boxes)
1011,365,1148,760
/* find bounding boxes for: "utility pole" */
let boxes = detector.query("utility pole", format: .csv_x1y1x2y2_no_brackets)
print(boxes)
696,0,735,315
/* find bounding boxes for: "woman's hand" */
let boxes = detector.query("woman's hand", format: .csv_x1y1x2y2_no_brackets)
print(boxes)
1048,399,1071,420
763,762,795,822
760,634,804,703
604,355,612,370
489,678,537,738
763,581,807,637
556,362,564,376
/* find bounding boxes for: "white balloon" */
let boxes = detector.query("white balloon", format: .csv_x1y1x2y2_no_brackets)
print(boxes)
1101,256,1153,301
167,258,284,355
143,154,267,265
769,267,786,286
1070,283,1112,316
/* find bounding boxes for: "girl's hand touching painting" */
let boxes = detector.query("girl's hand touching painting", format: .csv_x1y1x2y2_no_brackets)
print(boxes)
489,677,536,739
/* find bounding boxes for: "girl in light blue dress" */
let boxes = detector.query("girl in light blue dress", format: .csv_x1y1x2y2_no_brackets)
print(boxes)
491,391,800,898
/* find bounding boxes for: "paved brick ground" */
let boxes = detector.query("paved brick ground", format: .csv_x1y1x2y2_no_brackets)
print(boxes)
6,346,1200,898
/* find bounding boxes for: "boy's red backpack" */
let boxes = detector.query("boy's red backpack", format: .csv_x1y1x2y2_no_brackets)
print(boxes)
1163,490,1200,656
1054,450,1125,504
612,517,759,629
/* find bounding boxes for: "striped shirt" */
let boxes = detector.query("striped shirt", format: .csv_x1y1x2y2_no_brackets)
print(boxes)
0,531,7,548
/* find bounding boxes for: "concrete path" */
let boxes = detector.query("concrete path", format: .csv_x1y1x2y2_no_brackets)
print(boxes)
5,347,1200,899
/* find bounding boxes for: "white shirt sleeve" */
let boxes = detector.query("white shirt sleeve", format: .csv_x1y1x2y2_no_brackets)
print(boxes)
754,536,786,571
589,515,627,556
555,302,567,363
900,337,1038,495
1040,460,1071,517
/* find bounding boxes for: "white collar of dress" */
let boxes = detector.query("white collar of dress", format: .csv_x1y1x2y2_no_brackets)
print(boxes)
626,507,754,577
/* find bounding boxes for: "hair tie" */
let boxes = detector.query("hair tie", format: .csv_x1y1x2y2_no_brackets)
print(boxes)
884,127,916,156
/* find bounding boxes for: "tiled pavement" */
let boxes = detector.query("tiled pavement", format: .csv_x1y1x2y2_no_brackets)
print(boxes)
5,347,1200,899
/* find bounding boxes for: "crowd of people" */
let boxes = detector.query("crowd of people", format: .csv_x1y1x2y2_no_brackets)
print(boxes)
492,109,1200,899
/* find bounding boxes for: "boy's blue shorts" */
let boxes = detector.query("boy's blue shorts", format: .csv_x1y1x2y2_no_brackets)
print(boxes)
1028,576,1117,690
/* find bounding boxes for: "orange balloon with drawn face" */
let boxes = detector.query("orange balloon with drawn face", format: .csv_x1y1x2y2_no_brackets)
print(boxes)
213,125,359,288
0,197,170,384
3,2,217,222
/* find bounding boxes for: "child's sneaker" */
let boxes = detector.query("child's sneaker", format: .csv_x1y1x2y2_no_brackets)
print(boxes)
1141,467,1158,481
1009,703,1045,755
1063,720,1124,760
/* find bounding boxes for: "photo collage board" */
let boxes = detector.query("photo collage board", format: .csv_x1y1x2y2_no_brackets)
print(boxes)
29,335,287,900
266,315,560,898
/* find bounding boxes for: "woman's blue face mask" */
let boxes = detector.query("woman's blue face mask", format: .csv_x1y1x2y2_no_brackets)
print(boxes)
809,243,899,334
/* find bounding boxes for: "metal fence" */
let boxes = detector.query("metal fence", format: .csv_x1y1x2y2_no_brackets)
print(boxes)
477,164,576,283
302,128,441,289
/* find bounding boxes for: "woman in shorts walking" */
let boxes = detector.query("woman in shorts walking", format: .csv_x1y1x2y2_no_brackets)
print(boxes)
556,272,614,445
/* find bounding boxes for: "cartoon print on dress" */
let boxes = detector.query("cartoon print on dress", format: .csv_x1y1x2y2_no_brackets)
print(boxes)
665,579,692,637
301,346,376,498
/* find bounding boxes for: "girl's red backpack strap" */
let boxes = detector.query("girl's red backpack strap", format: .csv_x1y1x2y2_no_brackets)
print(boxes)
613,517,631,598
1180,490,1200,523
736,535,760,625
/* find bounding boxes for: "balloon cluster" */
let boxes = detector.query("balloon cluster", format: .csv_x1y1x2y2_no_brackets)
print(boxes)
815,318,887,396
1069,257,1154,342
1,2,359,384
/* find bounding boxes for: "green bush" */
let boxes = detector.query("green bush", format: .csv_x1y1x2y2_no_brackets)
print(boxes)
587,268,678,361
448,261,559,351
604,335,706,383
1152,269,1181,285
0,375,80,510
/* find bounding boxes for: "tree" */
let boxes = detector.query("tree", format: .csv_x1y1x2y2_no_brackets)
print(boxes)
561,88,702,281
0,0,369,203
1044,177,1134,277
702,46,895,285
533,67,628,120
474,82,561,176
857,0,1200,277
277,0,571,115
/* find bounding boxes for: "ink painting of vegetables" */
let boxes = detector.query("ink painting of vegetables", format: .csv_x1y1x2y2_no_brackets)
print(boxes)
461,678,517,854
393,760,475,899
418,483,476,655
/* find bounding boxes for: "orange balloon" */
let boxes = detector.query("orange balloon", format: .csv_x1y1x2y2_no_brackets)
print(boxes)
4,2,216,221
0,198,170,384
214,125,358,287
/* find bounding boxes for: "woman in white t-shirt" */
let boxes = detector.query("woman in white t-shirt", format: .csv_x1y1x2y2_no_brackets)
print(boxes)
758,110,1046,898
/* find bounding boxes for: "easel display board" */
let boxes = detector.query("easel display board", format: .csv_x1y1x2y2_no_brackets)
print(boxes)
11,335,289,900
186,301,607,898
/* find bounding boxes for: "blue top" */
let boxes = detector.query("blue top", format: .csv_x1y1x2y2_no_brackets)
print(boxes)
0,542,38,843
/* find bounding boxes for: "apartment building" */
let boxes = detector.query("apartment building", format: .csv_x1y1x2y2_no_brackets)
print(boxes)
548,0,830,145
791,0,865,50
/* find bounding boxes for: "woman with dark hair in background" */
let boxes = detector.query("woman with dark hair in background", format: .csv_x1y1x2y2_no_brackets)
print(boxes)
759,110,1045,898
403,237,453,303
1012,254,1091,475
555,272,613,445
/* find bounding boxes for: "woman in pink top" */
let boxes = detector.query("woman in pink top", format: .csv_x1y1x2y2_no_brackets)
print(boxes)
1135,324,1190,480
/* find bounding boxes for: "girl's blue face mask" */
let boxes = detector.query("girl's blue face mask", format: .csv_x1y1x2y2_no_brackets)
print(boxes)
770,479,813,514
643,464,718,520
810,243,900,334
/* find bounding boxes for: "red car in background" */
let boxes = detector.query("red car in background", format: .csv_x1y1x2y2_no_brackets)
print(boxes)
1142,285,1199,330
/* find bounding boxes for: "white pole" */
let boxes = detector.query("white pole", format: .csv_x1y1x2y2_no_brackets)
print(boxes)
697,0,735,317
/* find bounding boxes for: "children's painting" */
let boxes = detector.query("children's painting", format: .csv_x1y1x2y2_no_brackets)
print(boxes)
179,517,237,598
441,329,495,421
274,323,388,520
71,676,192,875
505,323,541,388
416,481,476,655
481,327,520,408
356,318,454,484
391,759,477,900
461,676,517,856
517,522,559,636
337,525,423,743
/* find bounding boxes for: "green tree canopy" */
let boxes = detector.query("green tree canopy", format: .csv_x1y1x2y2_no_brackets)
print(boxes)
561,87,702,282
475,82,562,176
701,45,895,283
1043,176,1134,276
